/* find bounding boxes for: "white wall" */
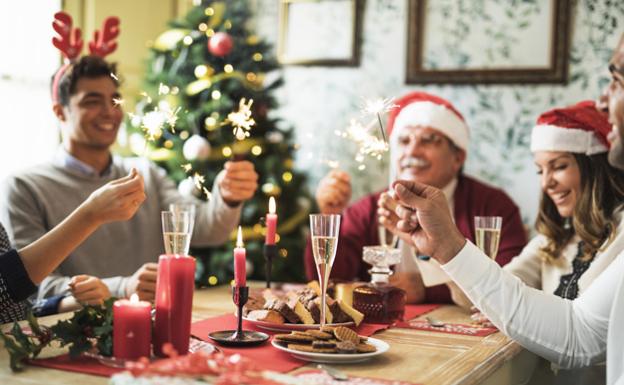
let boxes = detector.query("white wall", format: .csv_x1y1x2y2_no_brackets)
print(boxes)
0,1,61,182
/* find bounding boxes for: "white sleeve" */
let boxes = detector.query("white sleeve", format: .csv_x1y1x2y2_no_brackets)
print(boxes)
442,241,616,368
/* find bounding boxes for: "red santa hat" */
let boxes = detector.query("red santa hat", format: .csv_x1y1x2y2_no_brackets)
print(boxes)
386,91,469,150
530,100,610,155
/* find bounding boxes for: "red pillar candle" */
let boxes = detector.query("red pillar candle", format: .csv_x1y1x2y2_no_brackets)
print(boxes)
265,197,278,245
113,294,151,360
153,254,195,357
234,226,246,287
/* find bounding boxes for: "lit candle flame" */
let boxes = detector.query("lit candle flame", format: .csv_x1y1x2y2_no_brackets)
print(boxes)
130,293,139,303
269,196,276,214
236,225,244,248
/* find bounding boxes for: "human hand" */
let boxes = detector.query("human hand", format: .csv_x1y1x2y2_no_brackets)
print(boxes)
391,180,466,264
81,168,145,225
377,191,413,246
470,308,496,328
315,169,352,214
68,275,112,305
218,161,258,206
125,262,159,302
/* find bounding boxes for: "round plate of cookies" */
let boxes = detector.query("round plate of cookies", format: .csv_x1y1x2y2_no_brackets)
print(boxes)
271,326,389,364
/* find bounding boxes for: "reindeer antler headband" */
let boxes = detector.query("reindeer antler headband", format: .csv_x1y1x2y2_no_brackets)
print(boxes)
51,12,120,104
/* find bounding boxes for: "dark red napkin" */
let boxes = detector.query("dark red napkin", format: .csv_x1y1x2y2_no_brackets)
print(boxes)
29,354,122,377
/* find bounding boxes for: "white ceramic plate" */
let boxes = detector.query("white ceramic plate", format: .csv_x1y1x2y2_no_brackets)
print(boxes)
243,316,354,332
271,337,389,364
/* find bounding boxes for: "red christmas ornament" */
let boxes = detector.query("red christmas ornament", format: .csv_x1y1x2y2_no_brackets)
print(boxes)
208,32,233,57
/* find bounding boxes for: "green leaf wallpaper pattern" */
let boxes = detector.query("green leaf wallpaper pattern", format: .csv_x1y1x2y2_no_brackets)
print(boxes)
253,0,623,229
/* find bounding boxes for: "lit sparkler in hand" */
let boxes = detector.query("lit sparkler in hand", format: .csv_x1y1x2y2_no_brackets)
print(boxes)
225,98,255,141
361,97,398,143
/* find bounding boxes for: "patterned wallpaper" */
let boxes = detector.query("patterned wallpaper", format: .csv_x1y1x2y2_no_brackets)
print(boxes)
252,0,623,228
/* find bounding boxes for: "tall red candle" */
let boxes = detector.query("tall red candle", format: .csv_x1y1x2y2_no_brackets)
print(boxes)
265,197,278,245
153,254,195,357
234,226,246,287
113,294,151,360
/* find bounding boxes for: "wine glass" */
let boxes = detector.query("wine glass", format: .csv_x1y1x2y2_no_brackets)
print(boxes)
309,214,341,328
161,210,192,255
474,216,502,259
169,202,197,238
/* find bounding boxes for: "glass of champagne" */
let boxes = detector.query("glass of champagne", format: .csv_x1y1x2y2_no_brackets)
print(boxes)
474,216,503,259
161,210,192,255
169,202,197,238
309,214,341,328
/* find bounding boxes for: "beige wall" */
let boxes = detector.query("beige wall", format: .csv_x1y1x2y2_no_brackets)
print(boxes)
62,0,193,106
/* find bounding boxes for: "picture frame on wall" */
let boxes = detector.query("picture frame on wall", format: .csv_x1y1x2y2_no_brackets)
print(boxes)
278,0,361,66
406,0,571,84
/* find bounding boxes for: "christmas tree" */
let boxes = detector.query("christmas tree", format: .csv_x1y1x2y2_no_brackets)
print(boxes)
128,0,312,286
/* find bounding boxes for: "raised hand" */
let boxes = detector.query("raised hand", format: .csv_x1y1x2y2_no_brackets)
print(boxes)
68,275,111,305
377,191,413,246
391,180,466,264
80,168,145,225
315,169,352,214
125,262,159,302
218,161,258,206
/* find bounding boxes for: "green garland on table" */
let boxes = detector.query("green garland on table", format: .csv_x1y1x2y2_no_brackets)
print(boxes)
0,298,116,372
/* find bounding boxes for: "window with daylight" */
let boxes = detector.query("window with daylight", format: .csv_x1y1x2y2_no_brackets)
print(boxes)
0,1,61,182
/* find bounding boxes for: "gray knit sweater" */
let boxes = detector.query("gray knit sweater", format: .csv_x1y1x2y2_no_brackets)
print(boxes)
0,151,241,300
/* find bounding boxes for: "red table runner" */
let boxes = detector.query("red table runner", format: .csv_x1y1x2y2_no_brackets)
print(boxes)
27,304,440,378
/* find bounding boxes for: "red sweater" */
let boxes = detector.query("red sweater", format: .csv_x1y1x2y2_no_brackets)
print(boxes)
304,175,528,303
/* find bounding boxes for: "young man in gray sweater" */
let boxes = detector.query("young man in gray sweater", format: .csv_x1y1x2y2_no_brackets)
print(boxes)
0,56,258,312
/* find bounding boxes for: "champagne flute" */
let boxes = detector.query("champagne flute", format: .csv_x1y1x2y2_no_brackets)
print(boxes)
161,210,192,254
309,214,341,328
474,216,502,259
169,202,197,238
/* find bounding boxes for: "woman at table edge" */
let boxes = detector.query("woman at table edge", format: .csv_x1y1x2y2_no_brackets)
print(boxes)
384,36,624,384
0,169,144,324
442,101,624,310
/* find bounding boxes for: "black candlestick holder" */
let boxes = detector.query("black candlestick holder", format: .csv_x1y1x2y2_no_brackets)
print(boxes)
207,286,269,347
263,244,278,289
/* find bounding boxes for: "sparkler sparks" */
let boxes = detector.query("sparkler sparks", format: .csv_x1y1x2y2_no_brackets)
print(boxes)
360,97,398,143
225,98,255,141
113,97,125,107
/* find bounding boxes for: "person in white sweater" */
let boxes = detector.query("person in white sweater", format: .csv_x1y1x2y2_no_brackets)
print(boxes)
384,32,624,385
446,101,624,313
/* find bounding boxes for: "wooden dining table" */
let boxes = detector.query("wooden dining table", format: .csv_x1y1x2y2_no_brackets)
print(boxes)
0,283,537,385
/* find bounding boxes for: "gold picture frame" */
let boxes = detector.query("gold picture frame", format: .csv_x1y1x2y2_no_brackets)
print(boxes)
278,0,362,66
406,0,571,84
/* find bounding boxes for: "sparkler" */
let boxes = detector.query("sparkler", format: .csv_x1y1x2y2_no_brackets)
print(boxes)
360,97,398,143
224,98,255,141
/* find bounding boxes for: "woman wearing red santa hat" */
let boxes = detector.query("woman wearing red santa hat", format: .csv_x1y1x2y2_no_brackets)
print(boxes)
436,101,624,385
304,91,527,304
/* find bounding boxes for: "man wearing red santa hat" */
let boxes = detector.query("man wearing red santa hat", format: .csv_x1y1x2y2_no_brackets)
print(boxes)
304,91,527,304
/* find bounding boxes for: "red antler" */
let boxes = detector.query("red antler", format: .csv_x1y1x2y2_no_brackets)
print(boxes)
88,16,120,57
51,12,83,60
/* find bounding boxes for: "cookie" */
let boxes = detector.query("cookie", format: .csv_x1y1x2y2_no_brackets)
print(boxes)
333,326,359,344
274,333,314,343
304,330,333,340
288,343,315,352
312,340,336,349
336,340,357,353
320,325,336,334
356,343,377,353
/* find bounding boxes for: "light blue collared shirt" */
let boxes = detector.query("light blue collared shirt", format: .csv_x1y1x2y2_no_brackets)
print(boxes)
55,147,112,178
